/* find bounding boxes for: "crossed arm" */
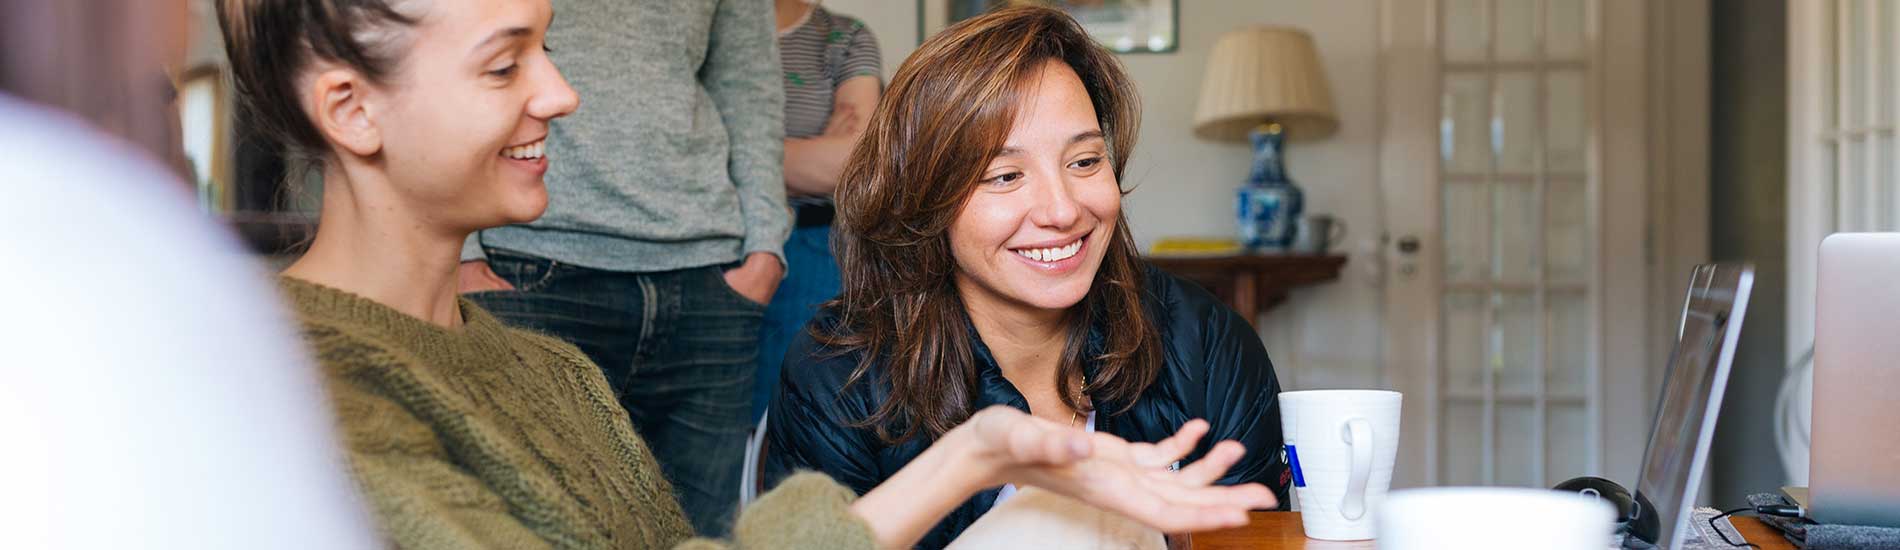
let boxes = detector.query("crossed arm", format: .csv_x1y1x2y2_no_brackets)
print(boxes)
783,75,881,197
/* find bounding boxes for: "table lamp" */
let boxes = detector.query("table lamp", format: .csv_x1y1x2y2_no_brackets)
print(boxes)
1193,26,1338,253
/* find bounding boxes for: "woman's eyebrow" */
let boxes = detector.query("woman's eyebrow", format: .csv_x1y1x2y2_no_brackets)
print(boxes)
995,130,1107,157
469,27,532,58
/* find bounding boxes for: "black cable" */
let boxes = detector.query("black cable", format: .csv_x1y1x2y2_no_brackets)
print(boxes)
1711,507,1762,549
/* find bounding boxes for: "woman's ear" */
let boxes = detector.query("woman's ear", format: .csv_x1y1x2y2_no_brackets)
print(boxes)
305,68,383,157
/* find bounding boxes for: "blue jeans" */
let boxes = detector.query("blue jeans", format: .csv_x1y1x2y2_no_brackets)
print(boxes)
468,249,763,537
754,225,842,421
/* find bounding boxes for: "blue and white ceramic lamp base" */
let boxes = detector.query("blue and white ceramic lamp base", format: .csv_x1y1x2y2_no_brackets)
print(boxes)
1236,123,1305,253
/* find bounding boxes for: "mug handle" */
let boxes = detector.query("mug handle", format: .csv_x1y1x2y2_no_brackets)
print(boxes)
1341,418,1373,520
1328,219,1349,248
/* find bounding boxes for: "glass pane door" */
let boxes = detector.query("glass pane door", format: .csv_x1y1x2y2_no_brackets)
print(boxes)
1436,0,1597,487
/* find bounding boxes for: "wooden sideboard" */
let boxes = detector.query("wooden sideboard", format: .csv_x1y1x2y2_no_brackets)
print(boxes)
1147,254,1348,326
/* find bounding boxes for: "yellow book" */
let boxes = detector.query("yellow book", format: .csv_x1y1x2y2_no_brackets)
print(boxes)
1149,237,1242,257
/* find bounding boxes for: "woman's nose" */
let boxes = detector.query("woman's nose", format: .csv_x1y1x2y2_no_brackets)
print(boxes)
530,64,581,121
1029,174,1083,229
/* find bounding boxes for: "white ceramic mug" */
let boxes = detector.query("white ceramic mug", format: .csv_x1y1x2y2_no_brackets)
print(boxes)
1278,390,1402,541
1378,487,1616,550
1293,215,1348,254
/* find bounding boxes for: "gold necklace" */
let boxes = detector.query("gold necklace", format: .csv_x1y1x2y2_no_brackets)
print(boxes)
1071,386,1092,428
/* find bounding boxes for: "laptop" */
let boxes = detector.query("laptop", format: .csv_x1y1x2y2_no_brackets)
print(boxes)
1622,264,1755,549
1810,234,1900,527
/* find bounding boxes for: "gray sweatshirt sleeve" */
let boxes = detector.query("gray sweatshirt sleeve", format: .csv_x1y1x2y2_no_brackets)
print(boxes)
460,232,487,263
704,0,790,264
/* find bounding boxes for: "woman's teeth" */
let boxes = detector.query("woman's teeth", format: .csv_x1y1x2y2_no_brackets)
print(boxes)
502,140,545,160
1014,239,1083,263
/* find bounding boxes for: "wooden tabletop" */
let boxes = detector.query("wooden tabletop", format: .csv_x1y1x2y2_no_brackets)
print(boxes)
1189,512,1794,549
1189,513,1370,550
1732,515,1796,550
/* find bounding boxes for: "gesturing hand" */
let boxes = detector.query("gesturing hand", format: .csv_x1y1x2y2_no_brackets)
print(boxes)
967,406,1279,533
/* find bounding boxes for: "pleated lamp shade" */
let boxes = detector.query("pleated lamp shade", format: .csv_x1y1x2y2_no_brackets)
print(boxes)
1192,26,1339,142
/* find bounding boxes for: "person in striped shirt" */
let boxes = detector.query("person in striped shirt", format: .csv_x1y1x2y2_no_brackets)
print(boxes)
756,0,884,422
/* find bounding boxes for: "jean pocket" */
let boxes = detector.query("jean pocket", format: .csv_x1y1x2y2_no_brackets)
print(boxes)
483,249,562,293
708,265,771,312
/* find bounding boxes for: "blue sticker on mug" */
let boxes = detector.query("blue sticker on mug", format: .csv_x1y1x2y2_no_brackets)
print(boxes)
1285,444,1305,487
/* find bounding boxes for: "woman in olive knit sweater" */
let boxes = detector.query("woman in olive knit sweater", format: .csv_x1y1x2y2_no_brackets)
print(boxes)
218,1,1274,548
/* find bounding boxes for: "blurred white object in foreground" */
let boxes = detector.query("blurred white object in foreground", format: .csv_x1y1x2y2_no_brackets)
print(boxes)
1378,487,1614,550
0,95,376,549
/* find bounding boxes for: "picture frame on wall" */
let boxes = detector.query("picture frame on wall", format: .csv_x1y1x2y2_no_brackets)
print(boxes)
917,0,1178,54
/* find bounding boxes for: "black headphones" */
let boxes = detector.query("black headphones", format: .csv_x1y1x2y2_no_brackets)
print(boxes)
1553,476,1662,547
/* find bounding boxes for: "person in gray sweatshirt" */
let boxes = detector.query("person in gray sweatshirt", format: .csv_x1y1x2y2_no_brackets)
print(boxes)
456,0,788,537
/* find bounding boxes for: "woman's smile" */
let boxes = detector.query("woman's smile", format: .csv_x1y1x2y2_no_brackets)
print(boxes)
500,136,549,175
1007,233,1090,275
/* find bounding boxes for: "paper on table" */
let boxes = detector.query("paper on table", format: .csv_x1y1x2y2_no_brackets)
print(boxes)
945,487,1165,550
1610,507,1740,550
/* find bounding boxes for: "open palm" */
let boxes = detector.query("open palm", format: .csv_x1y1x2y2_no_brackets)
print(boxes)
970,406,1280,533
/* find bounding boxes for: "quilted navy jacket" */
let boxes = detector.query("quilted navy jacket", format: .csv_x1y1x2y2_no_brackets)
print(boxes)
763,263,1290,549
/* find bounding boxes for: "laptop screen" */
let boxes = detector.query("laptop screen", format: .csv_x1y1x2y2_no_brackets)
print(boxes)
1628,264,1753,549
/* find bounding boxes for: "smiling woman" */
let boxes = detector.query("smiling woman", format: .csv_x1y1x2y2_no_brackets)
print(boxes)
766,6,1293,549
817,4,1157,445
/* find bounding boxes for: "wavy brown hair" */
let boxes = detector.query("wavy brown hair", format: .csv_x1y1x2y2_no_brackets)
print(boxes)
823,5,1161,444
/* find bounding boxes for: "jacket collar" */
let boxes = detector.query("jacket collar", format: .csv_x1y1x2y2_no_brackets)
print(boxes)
965,311,1110,414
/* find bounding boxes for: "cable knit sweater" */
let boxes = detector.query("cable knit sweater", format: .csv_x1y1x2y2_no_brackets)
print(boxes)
280,277,874,550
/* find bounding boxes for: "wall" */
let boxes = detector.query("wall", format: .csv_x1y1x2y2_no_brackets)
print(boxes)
187,0,225,70
824,0,1388,389
1708,0,1788,506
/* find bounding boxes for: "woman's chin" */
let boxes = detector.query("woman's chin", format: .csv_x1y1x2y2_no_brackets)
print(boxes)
996,266,1100,312
496,192,550,225
1012,284,1091,312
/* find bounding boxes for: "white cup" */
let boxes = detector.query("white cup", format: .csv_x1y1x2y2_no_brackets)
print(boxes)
1278,390,1402,541
1378,487,1616,550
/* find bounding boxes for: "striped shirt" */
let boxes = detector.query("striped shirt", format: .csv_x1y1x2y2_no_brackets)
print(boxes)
781,5,881,208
